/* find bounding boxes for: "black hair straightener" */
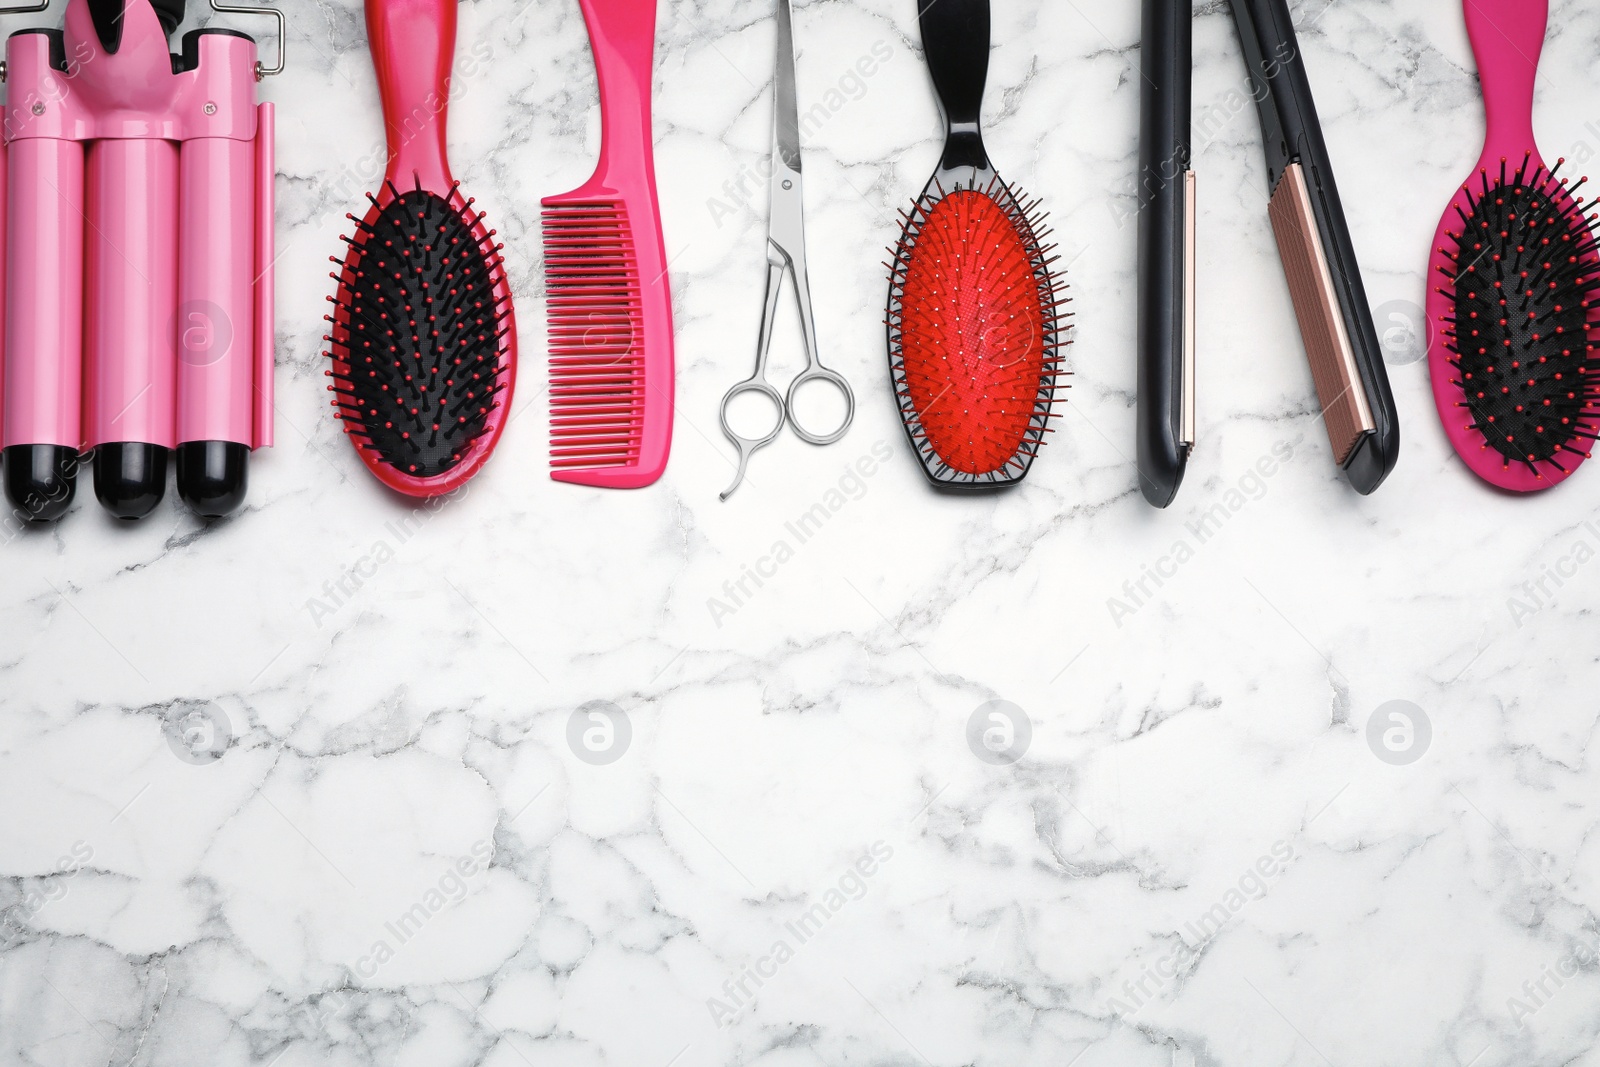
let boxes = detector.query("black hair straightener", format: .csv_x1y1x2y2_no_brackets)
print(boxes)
1136,0,1399,502
1229,0,1398,494
1135,0,1194,507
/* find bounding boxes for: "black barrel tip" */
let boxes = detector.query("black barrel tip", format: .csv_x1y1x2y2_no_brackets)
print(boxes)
93,443,168,520
177,441,249,518
3,444,80,522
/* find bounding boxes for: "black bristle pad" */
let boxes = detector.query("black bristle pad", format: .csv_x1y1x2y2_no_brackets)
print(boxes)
1443,161,1600,470
328,189,506,479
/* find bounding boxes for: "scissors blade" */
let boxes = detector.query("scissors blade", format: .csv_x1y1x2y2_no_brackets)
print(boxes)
773,0,801,172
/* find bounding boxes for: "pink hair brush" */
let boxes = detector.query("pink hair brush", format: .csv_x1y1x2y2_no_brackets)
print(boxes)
541,0,674,488
325,0,516,497
1427,0,1600,490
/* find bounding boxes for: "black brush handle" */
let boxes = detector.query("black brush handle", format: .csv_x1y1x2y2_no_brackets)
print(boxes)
1136,0,1191,507
918,0,991,173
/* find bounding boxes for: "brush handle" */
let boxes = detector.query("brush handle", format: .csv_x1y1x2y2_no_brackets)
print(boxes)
578,0,658,190
918,0,991,172
366,0,455,194
1465,0,1545,158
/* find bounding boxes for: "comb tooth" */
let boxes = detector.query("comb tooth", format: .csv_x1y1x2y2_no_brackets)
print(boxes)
549,366,641,379
546,424,640,437
552,418,645,433
549,400,645,413
553,385,646,398
548,410,643,425
548,387,645,402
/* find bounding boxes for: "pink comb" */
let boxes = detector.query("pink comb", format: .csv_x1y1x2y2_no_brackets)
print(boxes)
541,0,674,488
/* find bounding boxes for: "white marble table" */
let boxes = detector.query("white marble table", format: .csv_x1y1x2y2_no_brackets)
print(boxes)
3,0,1599,1063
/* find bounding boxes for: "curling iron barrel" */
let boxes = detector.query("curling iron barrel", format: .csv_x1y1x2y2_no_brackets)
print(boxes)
1,0,275,521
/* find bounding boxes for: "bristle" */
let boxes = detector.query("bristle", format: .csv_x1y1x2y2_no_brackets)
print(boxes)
1437,156,1600,473
541,198,647,469
325,186,511,478
885,176,1068,485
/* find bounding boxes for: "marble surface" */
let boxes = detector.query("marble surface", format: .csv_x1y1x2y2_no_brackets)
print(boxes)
5,0,1600,1064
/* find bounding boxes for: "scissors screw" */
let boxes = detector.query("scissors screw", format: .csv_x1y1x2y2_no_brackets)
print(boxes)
782,179,792,190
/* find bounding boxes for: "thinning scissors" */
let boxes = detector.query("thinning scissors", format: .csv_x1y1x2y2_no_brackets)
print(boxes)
718,0,855,500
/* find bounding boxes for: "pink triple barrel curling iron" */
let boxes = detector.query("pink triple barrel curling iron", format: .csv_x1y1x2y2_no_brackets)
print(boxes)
1,0,278,520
